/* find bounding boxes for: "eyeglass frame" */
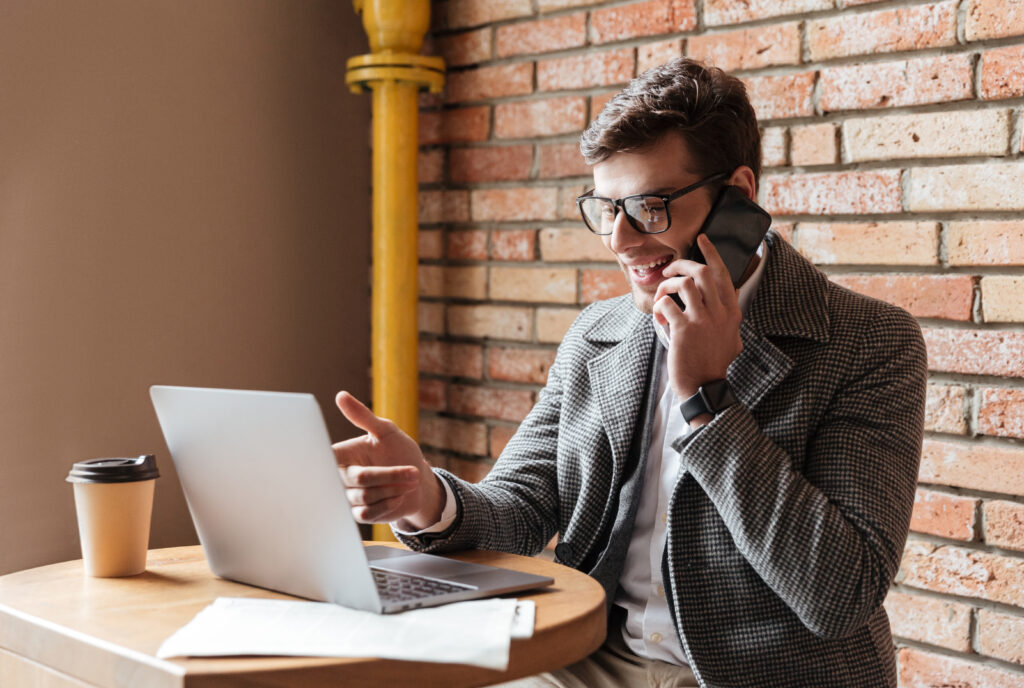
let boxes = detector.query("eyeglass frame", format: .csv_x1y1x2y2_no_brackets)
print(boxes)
575,171,730,235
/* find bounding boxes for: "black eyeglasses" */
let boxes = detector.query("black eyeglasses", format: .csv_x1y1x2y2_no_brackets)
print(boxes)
575,172,729,235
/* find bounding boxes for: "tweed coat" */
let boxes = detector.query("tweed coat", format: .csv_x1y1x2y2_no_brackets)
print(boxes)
399,233,927,688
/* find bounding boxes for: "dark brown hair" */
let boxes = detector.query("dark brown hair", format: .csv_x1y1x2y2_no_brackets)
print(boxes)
580,58,761,187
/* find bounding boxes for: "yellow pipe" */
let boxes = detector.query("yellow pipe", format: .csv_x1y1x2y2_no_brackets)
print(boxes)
347,0,444,541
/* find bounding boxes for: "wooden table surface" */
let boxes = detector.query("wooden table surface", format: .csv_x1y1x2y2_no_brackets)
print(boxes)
0,545,606,688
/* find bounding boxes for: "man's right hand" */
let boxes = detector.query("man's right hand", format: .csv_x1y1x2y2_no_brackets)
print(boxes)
332,391,446,532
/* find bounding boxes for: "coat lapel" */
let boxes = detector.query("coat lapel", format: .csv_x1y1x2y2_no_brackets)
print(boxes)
584,298,655,482
727,233,832,411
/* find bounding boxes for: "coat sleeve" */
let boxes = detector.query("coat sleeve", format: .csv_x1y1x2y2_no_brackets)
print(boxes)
394,330,570,556
675,306,927,639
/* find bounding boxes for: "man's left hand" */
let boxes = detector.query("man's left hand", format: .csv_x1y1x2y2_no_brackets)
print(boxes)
653,233,743,402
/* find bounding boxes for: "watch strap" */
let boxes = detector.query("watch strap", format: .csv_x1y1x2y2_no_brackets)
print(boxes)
680,379,737,424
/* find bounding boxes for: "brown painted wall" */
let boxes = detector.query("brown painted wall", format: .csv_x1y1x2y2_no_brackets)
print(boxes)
0,1,371,574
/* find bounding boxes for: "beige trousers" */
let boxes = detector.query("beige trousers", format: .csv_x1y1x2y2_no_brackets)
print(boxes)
492,629,700,688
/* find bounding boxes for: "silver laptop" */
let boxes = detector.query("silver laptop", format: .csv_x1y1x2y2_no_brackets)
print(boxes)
150,385,552,613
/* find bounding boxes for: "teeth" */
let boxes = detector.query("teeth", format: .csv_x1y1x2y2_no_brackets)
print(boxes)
631,258,669,270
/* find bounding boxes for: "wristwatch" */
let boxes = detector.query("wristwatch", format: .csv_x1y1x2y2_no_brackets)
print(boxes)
680,379,738,424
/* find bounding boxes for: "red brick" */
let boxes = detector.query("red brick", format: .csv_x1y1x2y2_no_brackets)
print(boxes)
795,222,938,266
760,126,788,168
704,0,831,26
898,540,1024,607
925,384,968,435
908,162,1024,212
559,183,590,220
471,187,559,223
883,590,972,651
536,307,581,343
447,0,532,29
538,0,602,10
743,72,815,121
436,28,492,68
419,106,490,145
447,304,532,340
491,229,537,261
898,647,1024,688
920,439,1024,495
538,48,635,92
538,143,589,179
590,91,618,122
789,123,837,166
419,302,445,335
981,45,1024,100
418,340,484,379
582,268,629,303
447,230,488,260
419,378,447,412
495,96,588,139
827,274,974,321
983,276,1024,323
445,63,533,104
770,222,794,244
489,424,518,458
923,328,1024,378
497,13,587,58
591,0,695,44
979,388,1024,439
761,170,903,215
843,0,889,5
419,229,443,260
450,145,533,184
490,266,577,303
985,500,1024,552
418,149,444,184
949,221,1024,266
488,347,557,384
978,609,1024,665
807,1,958,61
844,109,1012,163
539,227,615,262
449,384,534,422
419,415,488,455
910,488,978,540
687,22,800,71
447,456,494,482
419,89,443,110
820,54,974,113
967,0,1024,40
418,190,470,224
638,38,684,74
422,449,448,472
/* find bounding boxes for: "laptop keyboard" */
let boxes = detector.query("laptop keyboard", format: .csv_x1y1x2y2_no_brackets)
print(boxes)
371,567,474,602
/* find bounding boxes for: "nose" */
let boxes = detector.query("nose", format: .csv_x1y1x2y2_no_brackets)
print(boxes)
605,208,643,254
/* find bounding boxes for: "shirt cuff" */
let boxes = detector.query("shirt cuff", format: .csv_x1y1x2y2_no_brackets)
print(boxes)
390,475,457,535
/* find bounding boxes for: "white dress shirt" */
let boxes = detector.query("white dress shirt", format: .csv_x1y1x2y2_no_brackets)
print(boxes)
400,243,770,667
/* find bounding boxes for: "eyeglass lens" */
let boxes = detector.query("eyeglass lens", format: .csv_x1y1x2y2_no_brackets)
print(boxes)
579,196,669,234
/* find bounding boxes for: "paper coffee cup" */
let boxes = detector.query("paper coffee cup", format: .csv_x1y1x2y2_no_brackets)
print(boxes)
66,455,160,577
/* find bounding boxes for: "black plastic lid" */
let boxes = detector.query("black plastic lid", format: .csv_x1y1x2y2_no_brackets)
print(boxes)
66,455,160,484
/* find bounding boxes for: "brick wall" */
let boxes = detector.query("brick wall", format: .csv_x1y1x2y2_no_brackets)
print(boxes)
414,0,1024,683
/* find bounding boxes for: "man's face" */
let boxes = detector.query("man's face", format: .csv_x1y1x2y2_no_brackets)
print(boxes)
592,132,716,314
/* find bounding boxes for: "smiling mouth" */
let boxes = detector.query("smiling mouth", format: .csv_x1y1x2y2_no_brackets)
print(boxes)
628,256,672,278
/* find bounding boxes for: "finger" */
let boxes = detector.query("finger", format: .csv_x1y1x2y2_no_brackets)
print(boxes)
339,464,419,488
351,494,407,524
345,482,417,508
335,391,392,439
696,234,736,302
331,436,374,467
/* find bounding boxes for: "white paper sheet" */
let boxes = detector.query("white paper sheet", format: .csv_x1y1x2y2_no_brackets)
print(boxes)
157,597,535,671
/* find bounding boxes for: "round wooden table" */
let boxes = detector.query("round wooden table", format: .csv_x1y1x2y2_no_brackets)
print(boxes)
0,545,606,687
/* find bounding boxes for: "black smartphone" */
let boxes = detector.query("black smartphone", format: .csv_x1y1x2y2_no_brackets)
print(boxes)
669,185,772,311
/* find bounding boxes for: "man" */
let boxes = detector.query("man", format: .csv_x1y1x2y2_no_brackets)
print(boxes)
333,58,927,688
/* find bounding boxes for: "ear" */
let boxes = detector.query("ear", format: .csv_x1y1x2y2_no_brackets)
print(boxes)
727,166,757,202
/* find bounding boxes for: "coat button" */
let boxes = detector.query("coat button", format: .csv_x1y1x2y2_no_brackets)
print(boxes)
554,542,574,561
